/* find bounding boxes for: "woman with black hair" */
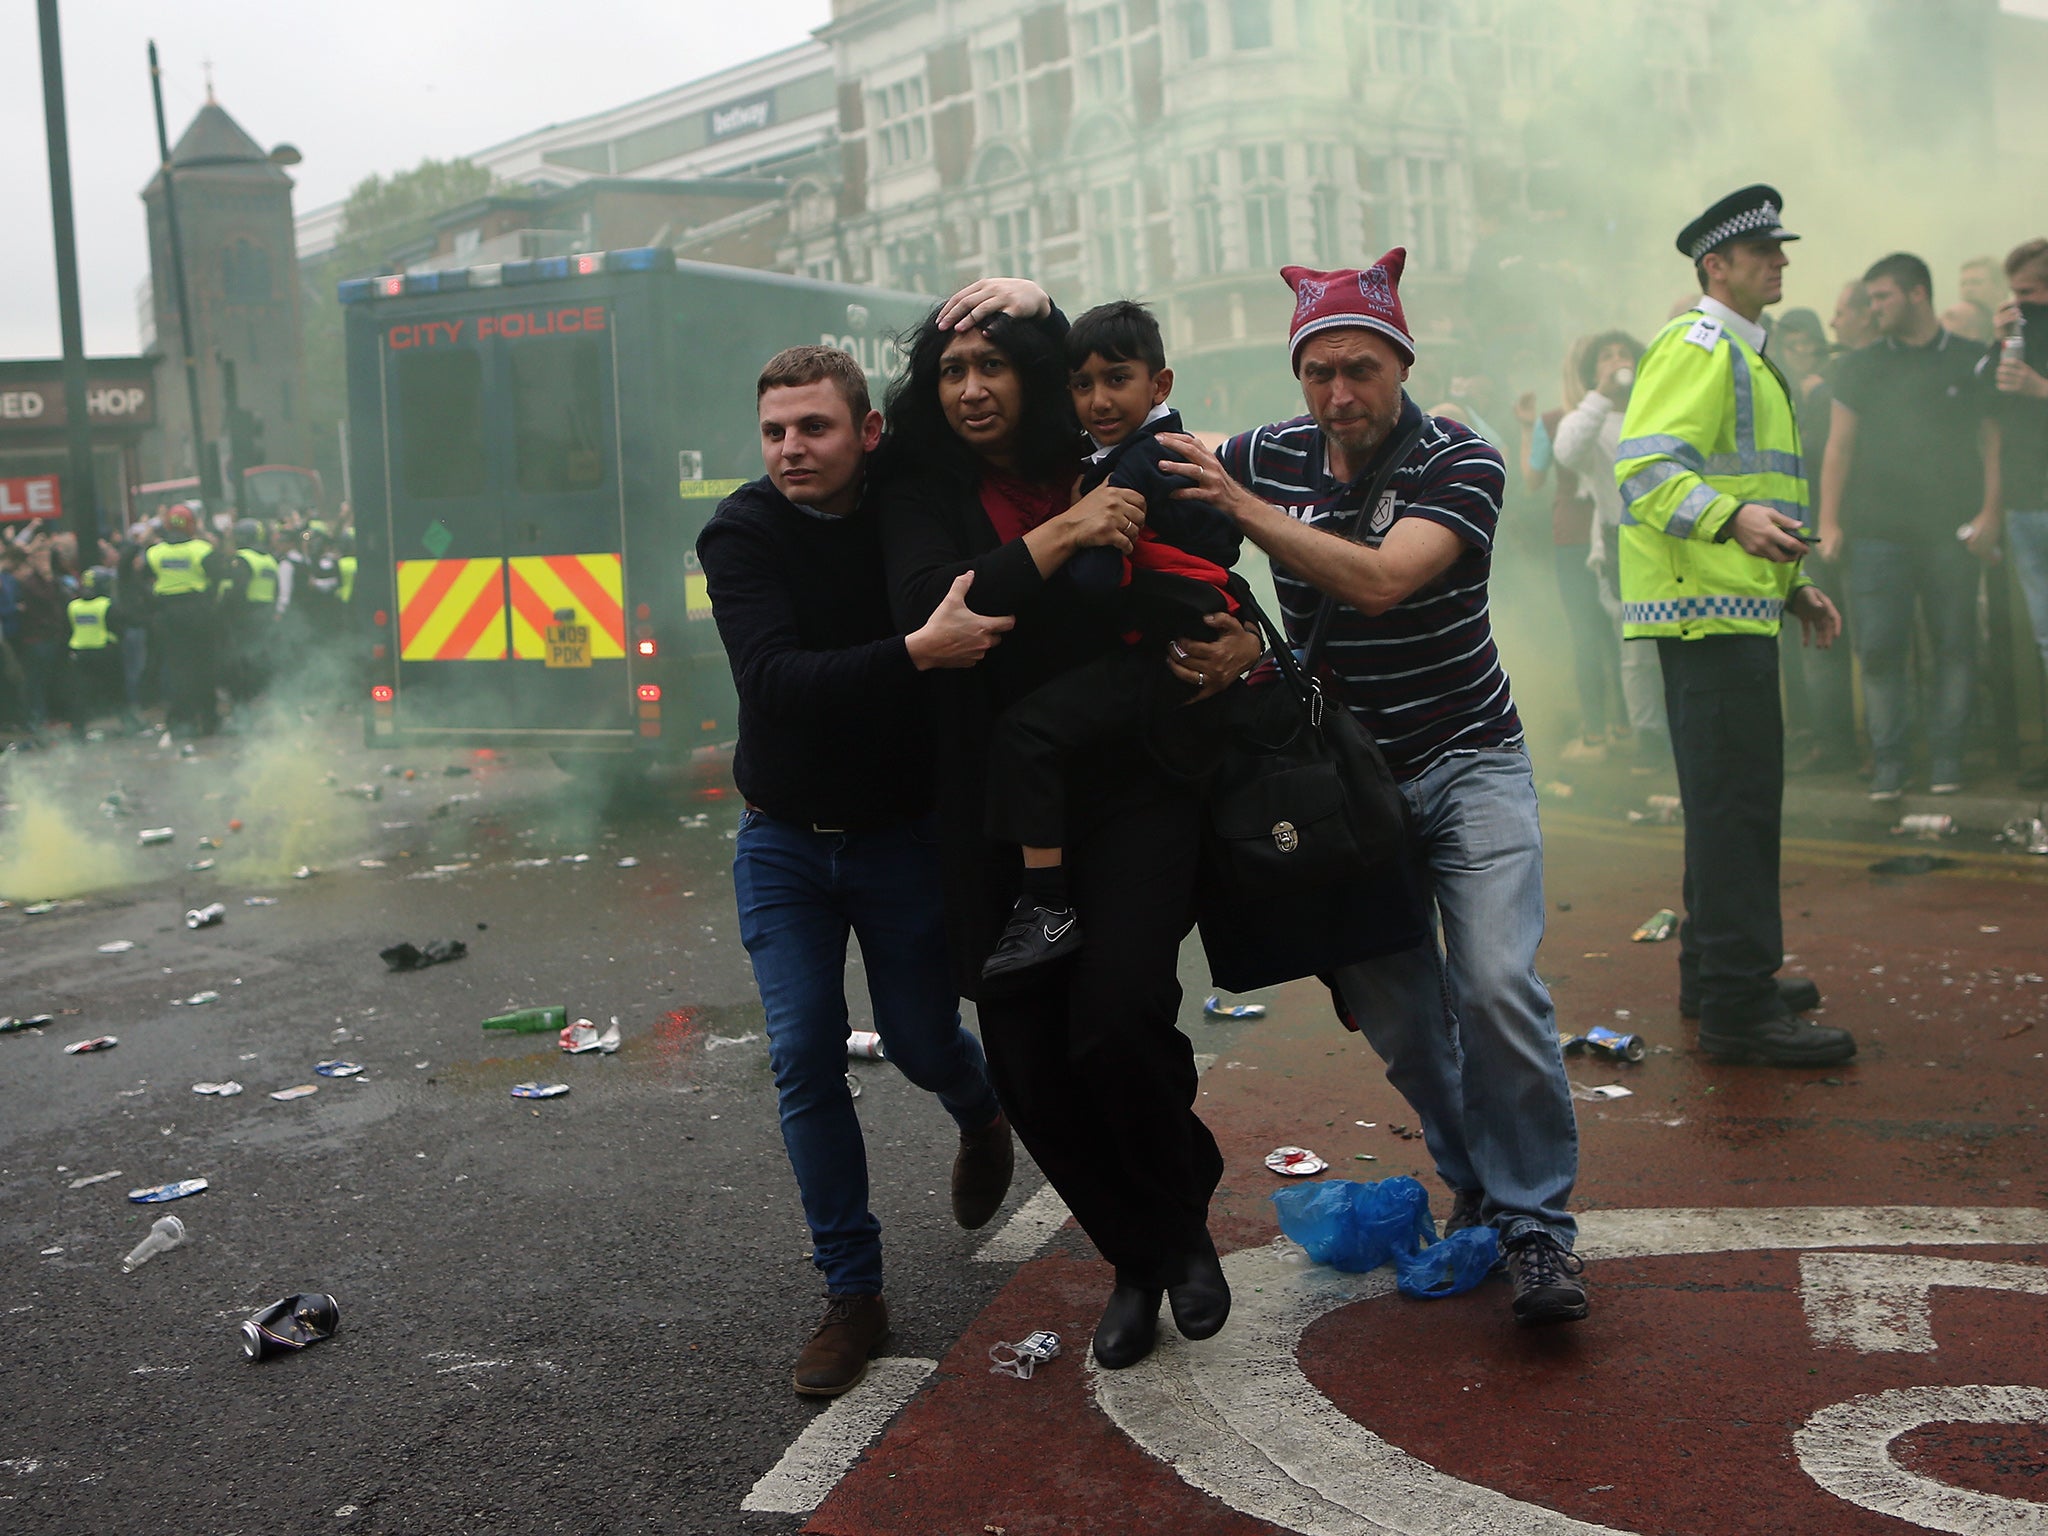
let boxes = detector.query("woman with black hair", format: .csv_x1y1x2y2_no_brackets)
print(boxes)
881,282,1263,1369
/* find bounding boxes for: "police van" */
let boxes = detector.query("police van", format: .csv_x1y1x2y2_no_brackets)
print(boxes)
340,250,929,768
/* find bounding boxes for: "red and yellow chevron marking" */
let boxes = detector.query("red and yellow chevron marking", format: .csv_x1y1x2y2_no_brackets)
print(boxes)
507,554,625,660
396,559,508,661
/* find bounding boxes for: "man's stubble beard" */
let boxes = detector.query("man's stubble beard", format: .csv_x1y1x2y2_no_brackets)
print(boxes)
1320,403,1396,463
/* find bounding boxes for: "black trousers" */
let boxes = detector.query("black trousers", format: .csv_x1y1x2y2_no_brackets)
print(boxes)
154,594,219,733
975,787,1223,1282
1657,634,1785,1026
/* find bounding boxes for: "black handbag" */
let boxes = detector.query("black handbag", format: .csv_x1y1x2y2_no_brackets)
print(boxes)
1195,420,1430,994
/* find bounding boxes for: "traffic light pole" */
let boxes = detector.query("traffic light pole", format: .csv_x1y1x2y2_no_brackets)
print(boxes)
148,41,222,506
36,0,98,544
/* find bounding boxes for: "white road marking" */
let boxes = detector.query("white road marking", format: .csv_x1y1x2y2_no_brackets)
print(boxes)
1795,1385,2048,1533
1093,1206,2048,1536
975,1182,1073,1264
1801,1253,2048,1354
741,1356,936,1515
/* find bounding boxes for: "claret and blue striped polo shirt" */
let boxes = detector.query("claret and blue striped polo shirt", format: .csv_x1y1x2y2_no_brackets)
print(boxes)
1218,401,1524,783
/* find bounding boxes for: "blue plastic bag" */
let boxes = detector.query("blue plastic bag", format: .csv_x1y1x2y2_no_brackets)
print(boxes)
1393,1225,1499,1299
1271,1176,1437,1274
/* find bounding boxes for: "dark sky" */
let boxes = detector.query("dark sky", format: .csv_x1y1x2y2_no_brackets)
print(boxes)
0,0,828,358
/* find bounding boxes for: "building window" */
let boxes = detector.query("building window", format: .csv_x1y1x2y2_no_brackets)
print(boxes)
977,40,1025,134
1239,145,1288,270
1075,4,1129,99
220,239,271,305
1400,155,1453,270
888,236,942,293
805,255,840,283
1188,152,1225,276
1373,0,1447,76
1090,183,1141,294
869,75,930,169
992,207,1033,277
1179,0,1210,59
1306,144,1342,264
1228,0,1272,50
1359,154,1392,252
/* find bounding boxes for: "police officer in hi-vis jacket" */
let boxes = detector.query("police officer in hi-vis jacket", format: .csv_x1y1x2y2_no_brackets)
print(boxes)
1614,185,1854,1068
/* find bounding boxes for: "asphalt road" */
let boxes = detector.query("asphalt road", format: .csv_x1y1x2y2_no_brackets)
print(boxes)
0,719,1187,1536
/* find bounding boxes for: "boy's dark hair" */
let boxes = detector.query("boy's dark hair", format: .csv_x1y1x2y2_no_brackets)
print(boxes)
757,344,871,423
1863,252,1933,301
884,308,1078,488
1066,300,1166,374
1577,329,1644,390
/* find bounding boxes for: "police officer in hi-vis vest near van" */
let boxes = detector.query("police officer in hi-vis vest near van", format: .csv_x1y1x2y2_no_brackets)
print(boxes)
146,504,225,737
1614,186,1854,1068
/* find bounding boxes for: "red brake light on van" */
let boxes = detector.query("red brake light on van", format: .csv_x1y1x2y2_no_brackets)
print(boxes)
372,609,388,627
370,685,395,703
636,638,657,657
636,685,661,702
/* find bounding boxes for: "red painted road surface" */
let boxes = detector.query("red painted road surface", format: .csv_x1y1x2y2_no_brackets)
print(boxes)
809,816,2048,1536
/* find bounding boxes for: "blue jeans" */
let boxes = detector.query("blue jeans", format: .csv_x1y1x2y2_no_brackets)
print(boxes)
1332,749,1579,1248
121,626,149,714
733,808,1001,1297
1846,537,1977,786
2008,511,2048,674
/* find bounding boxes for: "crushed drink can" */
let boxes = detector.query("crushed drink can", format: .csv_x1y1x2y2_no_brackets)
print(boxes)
511,1081,570,1099
192,1081,244,1096
185,903,227,929
128,1177,209,1203
0,1013,55,1033
269,1084,318,1101
847,1030,887,1060
559,1019,621,1054
1894,813,1956,840
1564,1024,1647,1064
138,827,175,846
1203,995,1268,1019
313,1060,363,1078
1996,815,2048,855
989,1329,1062,1379
1631,908,1678,943
65,1035,119,1054
240,1292,341,1361
1265,1145,1328,1176
97,940,136,954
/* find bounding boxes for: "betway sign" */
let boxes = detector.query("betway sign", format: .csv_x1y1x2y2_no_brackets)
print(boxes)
707,94,774,141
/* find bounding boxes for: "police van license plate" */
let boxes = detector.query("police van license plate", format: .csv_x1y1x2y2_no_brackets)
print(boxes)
544,623,592,668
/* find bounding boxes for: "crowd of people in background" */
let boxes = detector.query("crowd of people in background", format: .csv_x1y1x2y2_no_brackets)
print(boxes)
1515,236,2048,795
0,500,359,745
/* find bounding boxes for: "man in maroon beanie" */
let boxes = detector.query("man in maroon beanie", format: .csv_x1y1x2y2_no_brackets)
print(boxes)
1161,249,1586,1326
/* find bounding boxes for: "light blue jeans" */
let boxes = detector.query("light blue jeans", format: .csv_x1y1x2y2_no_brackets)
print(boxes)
1333,748,1579,1248
2009,511,2048,672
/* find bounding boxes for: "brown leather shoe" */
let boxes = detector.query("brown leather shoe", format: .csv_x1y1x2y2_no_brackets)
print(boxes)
951,1111,1014,1230
792,1293,890,1397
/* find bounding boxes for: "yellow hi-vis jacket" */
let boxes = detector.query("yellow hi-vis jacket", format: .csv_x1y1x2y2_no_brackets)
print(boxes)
147,538,214,598
1613,308,1814,640
233,548,279,604
68,595,113,650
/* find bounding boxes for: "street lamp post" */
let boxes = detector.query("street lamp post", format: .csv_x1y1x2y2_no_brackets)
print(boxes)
148,41,221,507
36,0,97,544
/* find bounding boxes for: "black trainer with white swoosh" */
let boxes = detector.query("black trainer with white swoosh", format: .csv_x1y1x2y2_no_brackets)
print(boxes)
980,896,1085,983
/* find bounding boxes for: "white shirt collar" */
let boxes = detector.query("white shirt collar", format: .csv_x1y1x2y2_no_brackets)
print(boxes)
1086,400,1173,461
1696,295,1768,355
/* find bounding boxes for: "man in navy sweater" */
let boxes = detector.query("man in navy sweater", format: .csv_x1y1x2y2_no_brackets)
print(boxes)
698,344,1017,1398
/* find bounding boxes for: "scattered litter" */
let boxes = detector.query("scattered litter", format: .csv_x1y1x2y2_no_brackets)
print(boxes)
510,1082,569,1099
563,853,590,864
0,1013,55,1033
269,1085,318,1102
67,1169,121,1188
1996,815,2048,855
23,901,56,915
988,1329,1061,1380
1265,1146,1328,1177
187,858,215,872
293,865,316,880
196,836,221,850
483,1004,567,1033
128,1178,208,1203
64,1036,118,1054
1396,1225,1501,1300
1627,794,1683,826
341,783,383,802
138,827,175,846
1203,995,1268,1019
1981,925,2001,934
241,1293,340,1360
1562,1025,1647,1064
227,818,243,833
1354,1153,1378,1161
1869,854,1957,876
357,859,388,870
1631,908,1677,943
2006,1022,2036,1040
1541,780,1574,799
243,896,278,907
847,1030,886,1061
314,1061,363,1078
510,857,551,869
429,863,470,875
679,813,710,828
616,857,639,868
559,1019,623,1054
705,1032,761,1052
1893,813,1956,840
1571,1082,1634,1101
379,939,468,972
191,1081,244,1097
122,1215,188,1273
171,991,219,1007
185,903,226,930
1272,1174,1432,1273
97,940,136,954
379,820,417,832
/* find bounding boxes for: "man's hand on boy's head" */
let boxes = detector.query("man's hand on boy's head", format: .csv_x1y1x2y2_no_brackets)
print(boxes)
1156,433,1262,525
936,278,1052,332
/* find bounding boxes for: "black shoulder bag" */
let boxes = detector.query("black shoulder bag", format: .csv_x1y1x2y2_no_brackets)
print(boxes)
1195,419,1431,995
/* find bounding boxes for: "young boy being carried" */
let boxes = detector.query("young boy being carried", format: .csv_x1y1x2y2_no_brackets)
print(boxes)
981,300,1249,982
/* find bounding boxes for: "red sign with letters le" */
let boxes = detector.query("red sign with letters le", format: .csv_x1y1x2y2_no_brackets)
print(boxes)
0,475,61,522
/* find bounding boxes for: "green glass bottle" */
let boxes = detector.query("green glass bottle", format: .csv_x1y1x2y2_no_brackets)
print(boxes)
482,1005,568,1033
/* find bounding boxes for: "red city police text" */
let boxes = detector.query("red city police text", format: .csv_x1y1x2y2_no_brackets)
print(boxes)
386,308,607,350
